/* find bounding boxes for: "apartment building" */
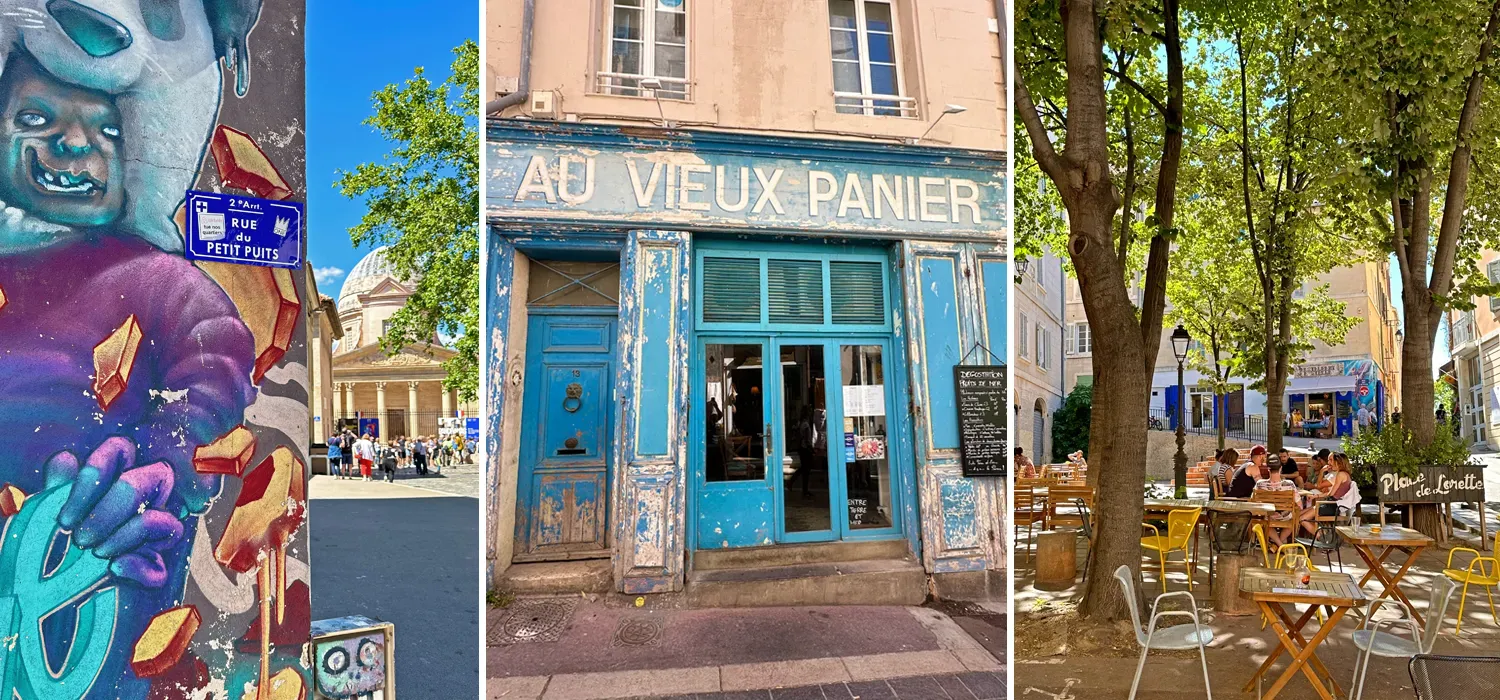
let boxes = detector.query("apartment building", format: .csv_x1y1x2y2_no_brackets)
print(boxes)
1014,249,1066,463
1065,261,1402,440
485,0,1008,603
1448,249,1500,448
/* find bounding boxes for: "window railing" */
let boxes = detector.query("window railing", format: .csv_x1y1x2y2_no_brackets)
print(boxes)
597,72,691,101
832,91,918,118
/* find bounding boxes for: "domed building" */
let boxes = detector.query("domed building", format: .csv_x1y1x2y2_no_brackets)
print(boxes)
329,247,475,440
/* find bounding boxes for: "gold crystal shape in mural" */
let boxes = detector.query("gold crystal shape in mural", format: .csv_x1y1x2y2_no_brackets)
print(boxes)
214,446,307,573
131,605,201,678
0,484,24,517
93,314,142,411
199,263,301,384
0,281,7,314
193,426,257,476
212,125,293,201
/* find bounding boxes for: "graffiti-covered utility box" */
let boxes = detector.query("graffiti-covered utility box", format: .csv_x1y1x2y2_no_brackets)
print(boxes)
0,1,310,698
310,616,397,700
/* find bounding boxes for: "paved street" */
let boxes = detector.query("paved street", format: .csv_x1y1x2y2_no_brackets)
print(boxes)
312,479,480,699
489,603,1004,700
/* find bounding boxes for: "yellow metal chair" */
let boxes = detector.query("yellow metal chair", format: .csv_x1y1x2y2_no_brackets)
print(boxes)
1142,507,1202,593
1252,523,1270,567
1442,532,1500,634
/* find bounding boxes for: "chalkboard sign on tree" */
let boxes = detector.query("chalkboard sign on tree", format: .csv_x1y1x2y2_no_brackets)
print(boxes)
955,365,1008,477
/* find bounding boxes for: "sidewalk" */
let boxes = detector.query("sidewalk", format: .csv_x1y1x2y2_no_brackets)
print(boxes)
489,601,1005,700
1014,519,1500,698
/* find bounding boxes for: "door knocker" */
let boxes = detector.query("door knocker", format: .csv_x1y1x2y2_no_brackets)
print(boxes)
562,382,584,412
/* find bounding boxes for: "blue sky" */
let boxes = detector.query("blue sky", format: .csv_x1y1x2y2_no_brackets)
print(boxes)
304,0,478,300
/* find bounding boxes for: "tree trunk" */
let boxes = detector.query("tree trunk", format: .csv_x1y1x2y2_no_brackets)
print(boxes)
1217,390,1227,450
1400,295,1447,543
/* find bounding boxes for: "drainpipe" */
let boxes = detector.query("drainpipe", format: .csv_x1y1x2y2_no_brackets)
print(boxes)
487,0,535,116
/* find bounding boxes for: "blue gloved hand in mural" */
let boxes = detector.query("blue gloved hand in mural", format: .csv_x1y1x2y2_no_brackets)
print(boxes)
44,437,185,589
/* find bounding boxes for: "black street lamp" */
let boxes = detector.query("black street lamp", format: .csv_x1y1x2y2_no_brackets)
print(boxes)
1171,324,1192,498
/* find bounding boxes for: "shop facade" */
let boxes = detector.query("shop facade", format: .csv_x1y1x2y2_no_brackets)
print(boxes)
1151,357,1389,440
484,121,1008,600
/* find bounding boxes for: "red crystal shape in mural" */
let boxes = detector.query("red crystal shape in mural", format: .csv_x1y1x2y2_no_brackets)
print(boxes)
0,484,24,517
211,125,293,200
131,605,201,678
214,447,307,573
236,579,310,652
93,314,142,411
0,281,7,314
145,654,210,700
193,425,257,476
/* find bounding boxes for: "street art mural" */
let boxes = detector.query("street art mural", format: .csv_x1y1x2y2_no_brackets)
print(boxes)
0,1,309,698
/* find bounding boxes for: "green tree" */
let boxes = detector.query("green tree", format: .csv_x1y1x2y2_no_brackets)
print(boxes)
1051,383,1093,461
337,41,480,400
1310,0,1500,540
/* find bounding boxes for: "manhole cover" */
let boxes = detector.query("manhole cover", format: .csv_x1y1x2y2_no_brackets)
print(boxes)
612,617,662,647
489,598,577,646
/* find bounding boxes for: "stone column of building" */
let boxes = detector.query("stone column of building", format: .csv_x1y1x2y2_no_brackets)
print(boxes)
332,382,344,422
441,386,452,418
408,381,420,437
376,382,388,440
342,382,355,422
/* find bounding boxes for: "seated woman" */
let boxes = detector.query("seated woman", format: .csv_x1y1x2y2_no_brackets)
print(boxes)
1254,462,1298,545
1015,446,1038,479
1299,452,1360,536
1211,448,1239,497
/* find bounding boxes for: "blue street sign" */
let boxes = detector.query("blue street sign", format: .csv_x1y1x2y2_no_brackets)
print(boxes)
183,189,303,269
465,417,480,443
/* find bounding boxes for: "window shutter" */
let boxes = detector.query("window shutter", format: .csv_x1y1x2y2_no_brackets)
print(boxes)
767,259,826,324
829,261,886,325
702,257,762,323
1018,314,1029,357
1490,261,1500,311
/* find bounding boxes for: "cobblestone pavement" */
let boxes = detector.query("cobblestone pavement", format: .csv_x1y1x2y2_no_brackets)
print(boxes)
391,459,481,497
648,672,1008,700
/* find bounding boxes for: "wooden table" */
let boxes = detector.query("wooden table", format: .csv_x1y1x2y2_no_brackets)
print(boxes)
1240,567,1366,700
1336,525,1435,626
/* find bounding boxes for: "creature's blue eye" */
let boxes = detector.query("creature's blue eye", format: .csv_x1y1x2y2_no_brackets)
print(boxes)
101,125,121,140
16,112,46,128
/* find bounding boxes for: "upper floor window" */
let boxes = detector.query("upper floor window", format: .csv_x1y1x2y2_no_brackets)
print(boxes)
602,0,689,100
1071,323,1091,354
828,0,912,117
1036,324,1052,370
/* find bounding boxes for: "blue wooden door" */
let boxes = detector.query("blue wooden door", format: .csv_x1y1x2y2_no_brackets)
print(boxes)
694,337,777,548
515,310,616,560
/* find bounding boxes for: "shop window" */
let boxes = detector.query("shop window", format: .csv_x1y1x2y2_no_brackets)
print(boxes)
601,0,689,99
828,0,913,117
527,260,621,306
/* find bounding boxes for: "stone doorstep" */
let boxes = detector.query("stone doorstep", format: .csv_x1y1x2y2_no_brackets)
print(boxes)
488,648,1004,700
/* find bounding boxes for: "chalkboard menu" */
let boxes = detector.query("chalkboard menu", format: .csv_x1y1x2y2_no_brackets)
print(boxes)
1373,464,1485,504
955,365,1008,477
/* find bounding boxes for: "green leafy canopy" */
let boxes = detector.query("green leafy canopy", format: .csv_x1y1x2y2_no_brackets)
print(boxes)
337,41,480,401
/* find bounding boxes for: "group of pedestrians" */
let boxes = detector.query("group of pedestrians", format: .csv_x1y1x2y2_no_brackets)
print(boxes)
326,429,470,482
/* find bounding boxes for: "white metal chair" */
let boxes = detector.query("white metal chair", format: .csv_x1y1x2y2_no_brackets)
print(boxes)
1350,577,1457,700
1113,564,1214,700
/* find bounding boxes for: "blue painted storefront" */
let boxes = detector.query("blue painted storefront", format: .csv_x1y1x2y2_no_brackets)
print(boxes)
485,122,1008,595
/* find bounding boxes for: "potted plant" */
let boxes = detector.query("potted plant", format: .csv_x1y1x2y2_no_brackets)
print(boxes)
1342,419,1472,541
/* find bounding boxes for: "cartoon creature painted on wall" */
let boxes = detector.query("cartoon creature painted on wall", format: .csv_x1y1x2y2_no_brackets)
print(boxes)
314,634,387,700
0,1,310,699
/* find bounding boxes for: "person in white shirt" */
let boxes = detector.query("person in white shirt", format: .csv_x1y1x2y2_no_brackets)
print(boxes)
353,434,375,481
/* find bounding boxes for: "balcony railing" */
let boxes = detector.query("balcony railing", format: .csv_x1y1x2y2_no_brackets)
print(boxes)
832,91,918,118
1454,317,1476,346
597,72,691,101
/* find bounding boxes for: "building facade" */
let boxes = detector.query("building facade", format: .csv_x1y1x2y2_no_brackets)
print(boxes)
1013,248,1065,463
486,0,1008,602
1448,249,1500,449
1064,261,1403,440
329,247,477,441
